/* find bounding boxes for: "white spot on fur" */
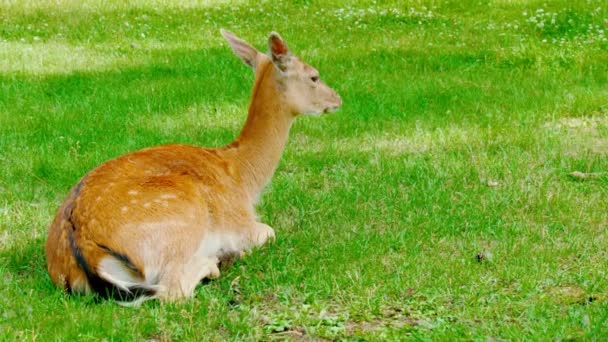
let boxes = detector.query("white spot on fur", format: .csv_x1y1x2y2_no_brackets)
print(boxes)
121,206,129,212
161,201,169,207
128,190,139,195
143,202,151,208
153,199,161,203
160,194,177,199
95,196,102,201
130,199,138,204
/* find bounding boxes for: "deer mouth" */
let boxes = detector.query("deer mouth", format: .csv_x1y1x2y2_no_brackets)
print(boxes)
324,95,342,114
323,105,341,114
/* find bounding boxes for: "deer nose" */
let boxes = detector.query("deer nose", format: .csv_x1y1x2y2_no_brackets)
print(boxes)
332,92,342,108
335,93,343,107
325,93,342,113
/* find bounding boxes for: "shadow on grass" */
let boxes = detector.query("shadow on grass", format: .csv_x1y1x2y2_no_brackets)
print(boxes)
0,237,59,296
0,46,251,120
0,45,257,189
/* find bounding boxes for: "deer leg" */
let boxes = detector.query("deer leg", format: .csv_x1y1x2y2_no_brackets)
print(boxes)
249,222,275,247
211,223,275,271
157,256,220,301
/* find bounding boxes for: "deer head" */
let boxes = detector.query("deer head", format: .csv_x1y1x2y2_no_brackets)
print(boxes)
221,29,342,116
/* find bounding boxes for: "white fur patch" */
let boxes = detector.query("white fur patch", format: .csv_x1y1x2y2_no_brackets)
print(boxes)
117,295,157,307
97,256,142,292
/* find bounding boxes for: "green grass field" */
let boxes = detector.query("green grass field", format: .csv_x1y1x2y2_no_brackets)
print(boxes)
1,0,607,340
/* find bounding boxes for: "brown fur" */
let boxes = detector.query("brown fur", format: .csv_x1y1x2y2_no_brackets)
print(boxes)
45,30,342,302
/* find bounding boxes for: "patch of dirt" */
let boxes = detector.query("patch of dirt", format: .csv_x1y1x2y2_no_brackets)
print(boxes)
547,285,605,305
266,327,317,341
546,116,608,156
568,171,606,181
549,285,586,304
345,306,421,335
345,319,385,334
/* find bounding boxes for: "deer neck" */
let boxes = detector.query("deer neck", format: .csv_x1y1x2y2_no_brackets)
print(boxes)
231,61,295,200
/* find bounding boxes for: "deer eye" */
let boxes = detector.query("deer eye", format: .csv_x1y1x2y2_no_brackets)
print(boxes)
310,76,319,83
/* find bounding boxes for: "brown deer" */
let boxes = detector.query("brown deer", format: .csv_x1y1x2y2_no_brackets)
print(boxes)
45,30,342,304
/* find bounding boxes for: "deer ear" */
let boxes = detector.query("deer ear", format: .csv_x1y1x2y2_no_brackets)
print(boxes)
268,32,291,72
221,29,260,69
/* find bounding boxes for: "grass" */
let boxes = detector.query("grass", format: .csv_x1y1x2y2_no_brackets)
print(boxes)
1,0,607,340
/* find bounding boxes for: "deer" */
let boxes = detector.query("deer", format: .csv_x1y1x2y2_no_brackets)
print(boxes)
45,30,342,304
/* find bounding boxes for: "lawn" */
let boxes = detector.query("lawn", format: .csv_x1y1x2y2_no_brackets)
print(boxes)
1,0,607,340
